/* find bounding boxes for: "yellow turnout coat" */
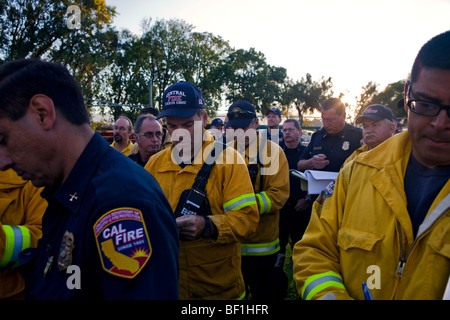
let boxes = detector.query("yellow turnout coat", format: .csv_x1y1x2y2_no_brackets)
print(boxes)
293,131,450,300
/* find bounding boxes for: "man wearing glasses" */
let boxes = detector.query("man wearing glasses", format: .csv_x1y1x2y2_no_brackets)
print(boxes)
293,30,450,300
145,82,259,300
129,114,162,167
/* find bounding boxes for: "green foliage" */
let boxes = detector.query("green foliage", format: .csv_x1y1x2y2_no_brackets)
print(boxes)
284,244,301,300
284,74,334,125
355,80,407,119
369,80,407,118
0,2,407,123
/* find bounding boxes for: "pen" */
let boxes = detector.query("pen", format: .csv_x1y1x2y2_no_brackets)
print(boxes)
43,256,54,279
362,282,373,300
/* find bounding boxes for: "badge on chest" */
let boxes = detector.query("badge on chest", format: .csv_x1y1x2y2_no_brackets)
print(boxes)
57,231,75,271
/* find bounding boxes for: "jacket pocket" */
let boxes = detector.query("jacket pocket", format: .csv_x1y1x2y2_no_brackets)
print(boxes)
421,216,450,299
338,226,384,251
185,242,241,298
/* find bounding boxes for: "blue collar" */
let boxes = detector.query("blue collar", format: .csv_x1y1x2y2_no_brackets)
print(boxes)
42,132,110,214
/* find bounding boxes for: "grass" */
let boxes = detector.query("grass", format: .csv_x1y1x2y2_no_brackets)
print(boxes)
283,244,301,300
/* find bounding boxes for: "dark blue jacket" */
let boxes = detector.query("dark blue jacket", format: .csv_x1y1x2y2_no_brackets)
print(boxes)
21,132,179,299
300,123,362,172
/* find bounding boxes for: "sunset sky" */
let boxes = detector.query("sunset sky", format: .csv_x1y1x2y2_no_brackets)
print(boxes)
105,0,450,110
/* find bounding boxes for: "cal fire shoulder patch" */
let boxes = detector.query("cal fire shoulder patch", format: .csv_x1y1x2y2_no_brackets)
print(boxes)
316,180,336,205
93,207,152,279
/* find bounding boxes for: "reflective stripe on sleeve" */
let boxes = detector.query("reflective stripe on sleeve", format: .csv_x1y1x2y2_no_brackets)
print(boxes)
241,238,280,256
301,271,346,300
255,191,271,214
223,193,257,213
0,225,31,267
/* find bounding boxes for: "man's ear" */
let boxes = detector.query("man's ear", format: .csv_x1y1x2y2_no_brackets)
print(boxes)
404,81,410,114
202,111,208,128
28,94,56,130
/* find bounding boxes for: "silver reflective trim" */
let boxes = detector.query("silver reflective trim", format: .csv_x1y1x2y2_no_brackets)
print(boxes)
302,275,343,300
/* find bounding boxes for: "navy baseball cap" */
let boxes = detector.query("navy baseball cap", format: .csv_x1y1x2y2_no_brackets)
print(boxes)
157,81,205,119
356,104,396,124
210,118,224,127
226,101,257,128
266,107,281,117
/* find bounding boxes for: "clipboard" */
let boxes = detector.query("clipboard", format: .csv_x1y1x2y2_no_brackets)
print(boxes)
290,169,338,194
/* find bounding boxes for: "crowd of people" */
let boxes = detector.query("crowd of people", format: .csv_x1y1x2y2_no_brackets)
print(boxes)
0,30,448,300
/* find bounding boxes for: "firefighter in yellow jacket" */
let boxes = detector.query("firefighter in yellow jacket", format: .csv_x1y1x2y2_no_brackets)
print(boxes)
293,30,450,300
226,101,290,300
145,82,259,300
0,169,46,299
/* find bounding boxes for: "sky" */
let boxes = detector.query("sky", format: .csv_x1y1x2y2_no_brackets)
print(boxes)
104,0,450,107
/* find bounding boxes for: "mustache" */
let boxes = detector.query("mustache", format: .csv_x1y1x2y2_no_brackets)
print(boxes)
423,131,450,143
364,133,377,139
421,128,450,142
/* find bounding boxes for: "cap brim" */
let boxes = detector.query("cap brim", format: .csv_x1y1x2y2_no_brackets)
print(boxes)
156,108,200,119
356,114,389,124
226,118,253,128
266,110,281,117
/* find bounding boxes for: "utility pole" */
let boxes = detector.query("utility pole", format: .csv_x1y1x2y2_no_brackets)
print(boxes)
148,78,152,106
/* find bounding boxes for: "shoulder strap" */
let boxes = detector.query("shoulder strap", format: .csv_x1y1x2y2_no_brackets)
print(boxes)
192,141,227,192
248,135,266,192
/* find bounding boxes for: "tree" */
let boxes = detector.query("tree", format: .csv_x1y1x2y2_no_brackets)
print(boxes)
369,80,407,118
139,18,194,111
0,0,116,62
0,0,119,106
91,30,149,121
354,80,407,119
284,74,333,125
354,81,378,117
180,31,232,115
222,48,287,112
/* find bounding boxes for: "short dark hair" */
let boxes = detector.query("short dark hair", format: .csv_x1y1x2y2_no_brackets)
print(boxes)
0,59,89,125
411,30,450,84
134,114,159,133
139,107,160,117
283,119,301,130
321,97,345,116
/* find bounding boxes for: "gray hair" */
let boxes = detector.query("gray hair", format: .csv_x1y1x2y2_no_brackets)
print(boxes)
134,114,158,133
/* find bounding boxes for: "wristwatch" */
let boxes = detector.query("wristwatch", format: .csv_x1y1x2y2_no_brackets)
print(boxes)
201,215,212,238
304,196,311,203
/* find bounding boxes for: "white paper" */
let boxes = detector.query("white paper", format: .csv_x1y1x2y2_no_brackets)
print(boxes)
290,169,338,194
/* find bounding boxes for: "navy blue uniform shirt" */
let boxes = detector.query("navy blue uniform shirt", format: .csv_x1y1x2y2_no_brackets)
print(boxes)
128,151,147,167
404,154,450,237
281,141,307,202
300,123,362,172
21,132,179,299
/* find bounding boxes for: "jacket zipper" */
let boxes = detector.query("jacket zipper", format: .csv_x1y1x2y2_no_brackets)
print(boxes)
395,222,406,278
394,194,450,300
396,221,430,278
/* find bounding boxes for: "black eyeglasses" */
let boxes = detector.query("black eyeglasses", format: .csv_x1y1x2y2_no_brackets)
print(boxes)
407,87,450,117
136,131,162,139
